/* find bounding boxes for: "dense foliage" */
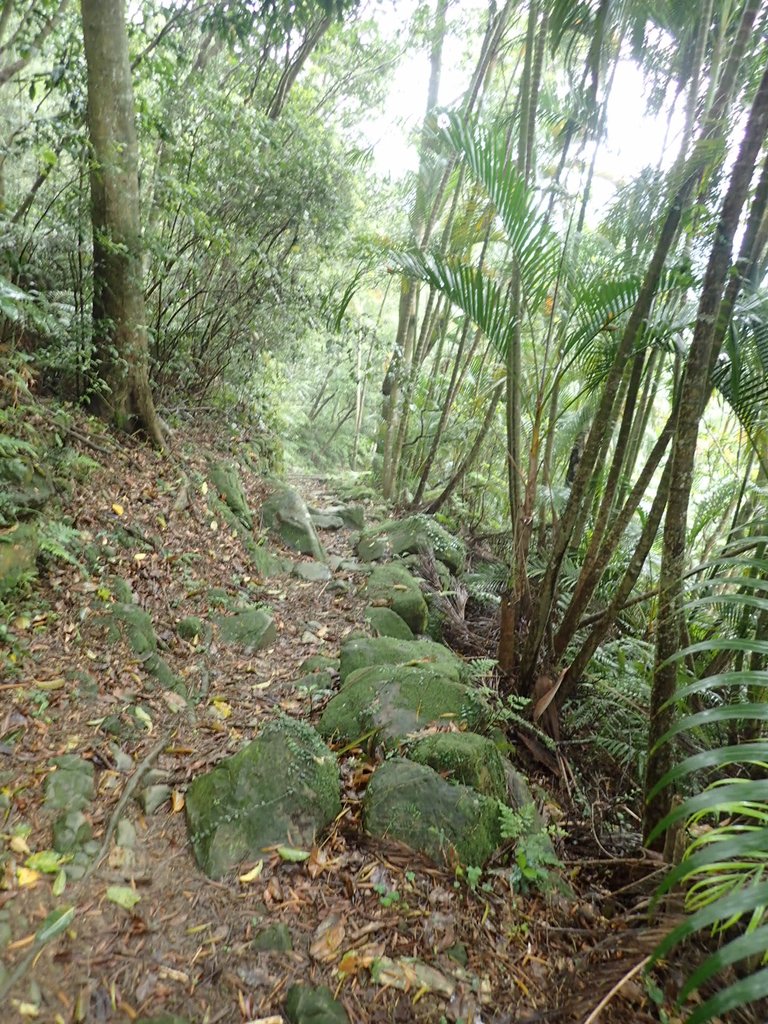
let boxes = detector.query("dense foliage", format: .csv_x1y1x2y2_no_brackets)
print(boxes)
3,0,768,1018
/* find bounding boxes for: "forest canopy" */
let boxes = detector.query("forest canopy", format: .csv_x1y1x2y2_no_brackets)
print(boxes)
3,1,768,1021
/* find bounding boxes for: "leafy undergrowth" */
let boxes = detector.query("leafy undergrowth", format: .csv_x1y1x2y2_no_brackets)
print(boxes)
1,404,685,1024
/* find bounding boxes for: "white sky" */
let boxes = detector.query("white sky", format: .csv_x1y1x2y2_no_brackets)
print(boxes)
362,1,682,221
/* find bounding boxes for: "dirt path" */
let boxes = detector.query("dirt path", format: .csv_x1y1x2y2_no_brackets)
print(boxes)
0,421,663,1024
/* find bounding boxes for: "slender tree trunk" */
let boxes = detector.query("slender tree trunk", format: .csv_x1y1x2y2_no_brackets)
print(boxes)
644,61,768,846
81,0,164,445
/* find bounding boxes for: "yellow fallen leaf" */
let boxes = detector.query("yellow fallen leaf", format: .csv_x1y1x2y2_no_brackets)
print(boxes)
209,519,218,532
17,867,40,887
133,552,148,562
171,790,185,813
200,481,208,495
13,615,31,631
17,1002,39,1017
111,503,124,516
211,698,232,719
9,835,30,855
239,860,264,883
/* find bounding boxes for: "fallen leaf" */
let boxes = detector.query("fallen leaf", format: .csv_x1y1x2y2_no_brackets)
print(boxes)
277,846,310,862
106,886,141,910
9,835,30,855
310,912,346,963
26,850,63,874
338,942,385,976
210,698,232,719
200,481,208,495
52,869,67,896
370,956,455,998
17,1002,39,1017
171,790,185,813
133,706,153,732
239,861,264,883
111,503,124,516
133,552,148,563
17,867,40,887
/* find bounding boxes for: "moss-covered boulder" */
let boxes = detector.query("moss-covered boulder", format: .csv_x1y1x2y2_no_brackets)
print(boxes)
338,635,463,684
299,654,339,675
107,603,181,691
292,560,332,582
318,504,365,530
361,563,427,634
364,605,414,641
185,717,341,879
310,512,344,530
261,486,325,560
407,732,508,802
318,665,491,747
208,461,253,529
177,616,208,642
0,523,38,596
357,514,465,573
215,607,276,651
363,758,502,867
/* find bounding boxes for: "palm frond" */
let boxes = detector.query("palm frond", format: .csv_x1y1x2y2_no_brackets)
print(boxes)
648,538,768,1024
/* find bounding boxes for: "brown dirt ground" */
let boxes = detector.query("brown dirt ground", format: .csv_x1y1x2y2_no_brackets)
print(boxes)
0,409,699,1024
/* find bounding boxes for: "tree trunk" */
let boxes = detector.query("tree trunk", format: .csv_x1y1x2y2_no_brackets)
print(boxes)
644,60,768,847
81,0,164,446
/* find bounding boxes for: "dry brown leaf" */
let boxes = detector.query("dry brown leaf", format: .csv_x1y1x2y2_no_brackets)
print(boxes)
310,912,346,963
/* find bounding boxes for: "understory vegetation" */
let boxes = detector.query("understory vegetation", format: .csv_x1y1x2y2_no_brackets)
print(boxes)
3,0,768,1020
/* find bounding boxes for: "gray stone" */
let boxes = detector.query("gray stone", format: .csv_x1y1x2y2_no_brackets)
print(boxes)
293,560,332,582
215,607,276,651
44,756,94,812
286,985,349,1024
139,784,171,815
261,487,325,560
363,758,502,867
185,716,340,879
299,655,339,676
116,819,137,848
252,922,294,951
52,811,93,853
310,513,345,530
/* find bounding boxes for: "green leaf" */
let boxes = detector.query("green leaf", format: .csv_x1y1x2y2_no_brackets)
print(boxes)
277,846,311,862
106,886,141,909
26,850,64,874
34,906,75,944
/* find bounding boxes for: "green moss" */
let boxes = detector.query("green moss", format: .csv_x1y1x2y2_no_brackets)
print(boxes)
407,732,508,801
215,607,276,650
339,635,464,683
318,665,491,747
362,564,427,634
364,605,414,641
357,514,466,572
363,758,502,867
208,461,253,529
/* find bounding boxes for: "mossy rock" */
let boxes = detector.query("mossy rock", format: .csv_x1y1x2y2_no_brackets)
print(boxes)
362,563,427,634
253,922,293,952
286,984,349,1024
364,605,414,641
407,732,508,802
261,486,325,560
357,514,465,573
310,512,345,530
363,757,502,867
292,560,332,582
177,616,208,641
208,461,253,529
108,603,181,691
299,654,339,675
0,524,38,596
318,665,491,747
215,607,276,651
185,716,340,879
52,810,93,853
338,635,463,684
44,756,94,812
319,504,364,530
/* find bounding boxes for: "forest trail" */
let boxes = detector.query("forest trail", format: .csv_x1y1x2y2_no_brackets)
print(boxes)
1,413,667,1024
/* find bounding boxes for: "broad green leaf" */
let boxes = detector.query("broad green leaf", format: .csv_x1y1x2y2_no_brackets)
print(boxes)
277,846,310,862
35,906,75,944
106,886,141,909
26,850,64,874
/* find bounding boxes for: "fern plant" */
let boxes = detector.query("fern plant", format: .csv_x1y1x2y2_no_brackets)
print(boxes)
648,537,768,1024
